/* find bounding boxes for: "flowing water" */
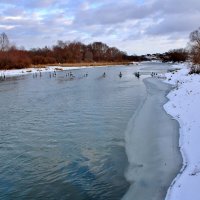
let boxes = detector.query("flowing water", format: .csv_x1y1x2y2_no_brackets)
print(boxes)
0,63,182,200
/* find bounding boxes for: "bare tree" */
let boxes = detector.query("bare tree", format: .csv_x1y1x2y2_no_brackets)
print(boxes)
190,28,200,65
190,28,200,47
0,32,9,51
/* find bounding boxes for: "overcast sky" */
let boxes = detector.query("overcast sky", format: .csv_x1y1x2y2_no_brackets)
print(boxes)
0,0,199,54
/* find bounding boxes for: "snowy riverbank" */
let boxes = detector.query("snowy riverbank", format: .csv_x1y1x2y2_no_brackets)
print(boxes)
0,66,87,77
164,63,200,200
0,62,135,78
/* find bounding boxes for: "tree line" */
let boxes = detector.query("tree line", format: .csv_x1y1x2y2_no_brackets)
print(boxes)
158,27,200,67
1,28,200,70
156,27,200,69
0,34,130,70
135,27,200,67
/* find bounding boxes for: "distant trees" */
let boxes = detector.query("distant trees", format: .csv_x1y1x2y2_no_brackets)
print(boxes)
0,33,130,70
168,49,188,62
0,49,31,69
28,40,126,65
124,54,150,62
159,49,188,63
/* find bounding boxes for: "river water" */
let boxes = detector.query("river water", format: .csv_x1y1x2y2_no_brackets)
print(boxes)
0,63,182,200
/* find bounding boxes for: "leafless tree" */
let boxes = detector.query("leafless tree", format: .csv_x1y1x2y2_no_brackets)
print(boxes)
190,28,200,47
190,27,200,65
0,32,9,51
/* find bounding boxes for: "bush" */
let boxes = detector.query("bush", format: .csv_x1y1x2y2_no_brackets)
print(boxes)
189,65,200,74
189,27,200,72
0,50,31,69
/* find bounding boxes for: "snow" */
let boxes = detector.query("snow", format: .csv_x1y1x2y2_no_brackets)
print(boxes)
0,66,88,77
163,63,200,200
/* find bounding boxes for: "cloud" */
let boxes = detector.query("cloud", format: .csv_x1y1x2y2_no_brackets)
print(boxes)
73,1,154,26
154,0,200,15
0,0,199,54
146,13,200,36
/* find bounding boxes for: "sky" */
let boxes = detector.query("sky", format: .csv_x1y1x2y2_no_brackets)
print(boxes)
0,0,200,55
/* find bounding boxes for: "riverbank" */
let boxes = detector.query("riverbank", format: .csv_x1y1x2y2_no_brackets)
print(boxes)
0,61,135,77
163,63,200,200
0,66,84,77
31,61,135,68
0,61,135,72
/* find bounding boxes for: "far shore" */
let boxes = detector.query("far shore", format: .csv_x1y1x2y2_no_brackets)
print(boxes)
0,61,137,71
0,61,139,78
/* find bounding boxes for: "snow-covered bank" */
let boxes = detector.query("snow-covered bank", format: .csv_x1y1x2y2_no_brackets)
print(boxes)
164,63,200,200
0,63,133,78
0,66,88,77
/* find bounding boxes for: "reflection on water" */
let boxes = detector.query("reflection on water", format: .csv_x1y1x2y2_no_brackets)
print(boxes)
0,65,145,200
0,63,181,200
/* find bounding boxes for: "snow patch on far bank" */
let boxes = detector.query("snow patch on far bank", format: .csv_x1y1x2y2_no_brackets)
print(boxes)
164,63,200,200
0,66,87,77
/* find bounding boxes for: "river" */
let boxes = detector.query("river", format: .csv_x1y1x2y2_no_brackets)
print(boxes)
0,62,182,200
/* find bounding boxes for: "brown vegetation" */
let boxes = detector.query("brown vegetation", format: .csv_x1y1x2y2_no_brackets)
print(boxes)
0,48,31,69
32,61,132,68
0,33,134,70
159,49,188,63
189,27,200,74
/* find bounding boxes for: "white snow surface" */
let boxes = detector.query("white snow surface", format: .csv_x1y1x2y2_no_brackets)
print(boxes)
0,66,88,77
164,63,200,200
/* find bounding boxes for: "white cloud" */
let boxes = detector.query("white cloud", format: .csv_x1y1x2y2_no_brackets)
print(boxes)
0,0,199,54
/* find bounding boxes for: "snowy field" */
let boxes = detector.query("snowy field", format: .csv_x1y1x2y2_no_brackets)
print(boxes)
164,63,200,200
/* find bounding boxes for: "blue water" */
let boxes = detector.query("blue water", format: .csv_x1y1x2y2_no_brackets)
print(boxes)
0,65,147,199
0,63,181,200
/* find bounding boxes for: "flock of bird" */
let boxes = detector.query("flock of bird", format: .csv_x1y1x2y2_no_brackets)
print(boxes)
0,70,146,81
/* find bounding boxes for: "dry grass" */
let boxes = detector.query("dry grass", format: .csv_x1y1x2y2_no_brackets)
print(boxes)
30,61,134,69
